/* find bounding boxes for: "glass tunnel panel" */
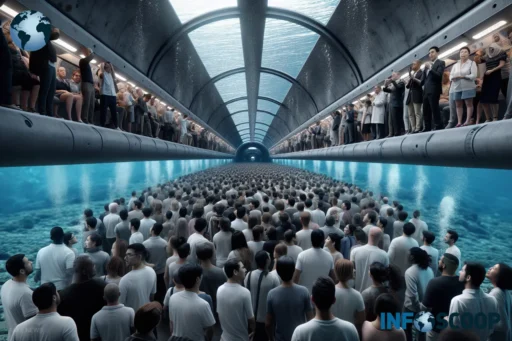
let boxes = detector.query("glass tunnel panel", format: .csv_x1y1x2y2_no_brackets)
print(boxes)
255,123,269,131
267,0,341,25
231,112,249,125
262,19,320,79
169,0,237,24
258,73,292,104
236,123,250,131
187,18,244,78
215,73,247,103
256,112,275,125
226,100,248,113
257,99,280,114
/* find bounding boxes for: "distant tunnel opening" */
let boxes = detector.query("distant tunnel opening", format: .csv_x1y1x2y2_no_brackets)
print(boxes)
235,142,271,162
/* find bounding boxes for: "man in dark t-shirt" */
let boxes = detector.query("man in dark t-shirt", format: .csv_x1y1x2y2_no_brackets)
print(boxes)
422,253,464,335
79,47,95,124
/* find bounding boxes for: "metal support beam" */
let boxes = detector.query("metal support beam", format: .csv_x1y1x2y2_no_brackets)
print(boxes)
216,110,293,133
238,0,267,142
188,67,318,113
236,121,285,139
0,108,233,167
271,121,512,170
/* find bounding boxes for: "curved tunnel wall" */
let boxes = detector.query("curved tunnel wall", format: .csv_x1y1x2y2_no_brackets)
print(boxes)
0,109,233,168
272,121,512,170
235,142,270,163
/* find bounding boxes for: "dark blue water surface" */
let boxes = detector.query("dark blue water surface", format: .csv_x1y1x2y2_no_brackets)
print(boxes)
274,159,512,270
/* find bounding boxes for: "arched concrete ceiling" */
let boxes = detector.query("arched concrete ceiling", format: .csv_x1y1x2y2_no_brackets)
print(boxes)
46,0,481,147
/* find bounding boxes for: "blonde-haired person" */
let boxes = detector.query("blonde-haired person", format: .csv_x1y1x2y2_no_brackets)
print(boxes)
55,66,83,122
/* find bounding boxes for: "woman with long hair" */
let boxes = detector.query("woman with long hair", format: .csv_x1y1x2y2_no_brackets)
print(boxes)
164,236,186,288
228,230,253,272
111,239,127,260
487,263,512,341
361,293,406,341
404,247,434,341
362,262,402,321
55,66,83,121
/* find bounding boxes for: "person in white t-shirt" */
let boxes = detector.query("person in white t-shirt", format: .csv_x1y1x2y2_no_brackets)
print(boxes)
293,229,335,294
103,202,122,252
34,226,76,290
119,244,157,311
331,259,365,328
388,223,419,277
284,230,303,263
217,259,256,341
291,277,359,341
444,229,462,269
351,226,389,292
409,210,428,246
187,218,211,265
1,254,38,341
296,212,314,250
169,264,216,341
11,282,79,341
420,230,439,276
129,218,144,245
98,62,120,130
139,208,156,241
90,283,135,341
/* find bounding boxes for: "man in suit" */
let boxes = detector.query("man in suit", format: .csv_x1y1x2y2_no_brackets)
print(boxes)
421,46,445,131
406,60,424,133
383,72,405,137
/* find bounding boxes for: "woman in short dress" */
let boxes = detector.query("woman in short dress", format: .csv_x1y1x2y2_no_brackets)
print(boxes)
477,43,507,121
449,46,478,126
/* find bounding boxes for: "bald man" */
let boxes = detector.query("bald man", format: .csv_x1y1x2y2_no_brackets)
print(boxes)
350,227,389,292
103,203,122,254
90,284,135,341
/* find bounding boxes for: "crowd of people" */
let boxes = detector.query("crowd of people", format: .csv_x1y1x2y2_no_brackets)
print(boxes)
274,36,512,154
0,18,231,153
1,163,511,341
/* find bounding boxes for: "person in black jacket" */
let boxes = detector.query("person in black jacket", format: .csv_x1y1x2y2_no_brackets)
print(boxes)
29,26,60,117
421,46,446,131
345,104,356,144
330,111,341,146
406,60,424,133
383,72,405,137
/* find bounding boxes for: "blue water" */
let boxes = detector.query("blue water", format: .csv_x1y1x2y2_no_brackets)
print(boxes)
274,159,512,271
0,159,230,285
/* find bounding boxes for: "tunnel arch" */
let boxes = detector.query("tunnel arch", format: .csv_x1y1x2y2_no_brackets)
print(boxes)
235,142,271,163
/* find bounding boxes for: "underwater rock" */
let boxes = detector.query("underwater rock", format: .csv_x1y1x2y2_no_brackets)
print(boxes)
20,218,34,229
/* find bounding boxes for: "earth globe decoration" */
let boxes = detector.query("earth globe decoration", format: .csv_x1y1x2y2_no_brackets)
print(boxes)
10,10,52,52
413,311,436,333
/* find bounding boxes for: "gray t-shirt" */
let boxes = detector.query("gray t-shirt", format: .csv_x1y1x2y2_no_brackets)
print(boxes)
296,229,313,250
267,284,312,341
213,230,232,268
361,286,390,321
114,221,131,244
90,304,134,341
286,244,303,263
0,280,38,340
199,266,227,312
168,262,185,287
86,248,110,277
244,269,281,322
217,283,254,341
143,236,168,274
296,248,334,294
11,312,79,341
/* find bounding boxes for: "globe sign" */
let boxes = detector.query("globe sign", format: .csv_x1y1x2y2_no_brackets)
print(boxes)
10,10,52,52
413,311,436,333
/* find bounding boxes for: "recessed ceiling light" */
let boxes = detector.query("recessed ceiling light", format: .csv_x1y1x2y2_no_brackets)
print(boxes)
472,21,507,40
54,39,77,52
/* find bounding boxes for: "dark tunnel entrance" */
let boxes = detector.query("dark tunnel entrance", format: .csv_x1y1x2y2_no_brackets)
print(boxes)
235,142,271,163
